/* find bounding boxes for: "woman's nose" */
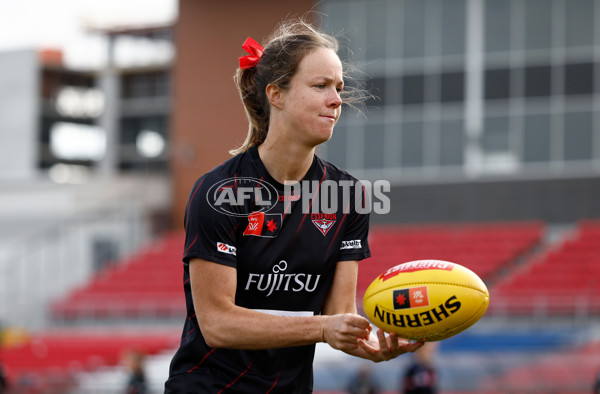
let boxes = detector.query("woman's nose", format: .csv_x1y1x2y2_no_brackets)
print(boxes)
328,89,342,108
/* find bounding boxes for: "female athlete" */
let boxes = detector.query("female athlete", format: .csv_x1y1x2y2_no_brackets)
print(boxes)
165,18,423,393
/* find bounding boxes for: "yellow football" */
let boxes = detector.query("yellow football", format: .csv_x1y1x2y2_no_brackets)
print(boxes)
363,260,489,341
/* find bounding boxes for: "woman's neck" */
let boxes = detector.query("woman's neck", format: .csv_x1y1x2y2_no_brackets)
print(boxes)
257,137,315,184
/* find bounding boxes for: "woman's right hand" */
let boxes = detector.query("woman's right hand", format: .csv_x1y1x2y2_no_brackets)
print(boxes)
321,313,372,352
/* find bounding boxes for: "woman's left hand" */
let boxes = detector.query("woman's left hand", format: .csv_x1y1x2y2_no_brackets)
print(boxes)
355,329,424,362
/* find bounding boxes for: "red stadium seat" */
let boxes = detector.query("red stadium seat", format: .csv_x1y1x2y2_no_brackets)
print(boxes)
490,220,600,316
1,331,180,388
480,340,600,392
51,231,186,320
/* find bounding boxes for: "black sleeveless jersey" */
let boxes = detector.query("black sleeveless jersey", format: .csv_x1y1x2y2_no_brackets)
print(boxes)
165,146,371,393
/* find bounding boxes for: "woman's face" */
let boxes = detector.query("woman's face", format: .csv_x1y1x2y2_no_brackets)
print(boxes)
279,47,343,147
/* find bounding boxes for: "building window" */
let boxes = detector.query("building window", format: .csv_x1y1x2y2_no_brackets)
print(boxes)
41,70,94,99
524,65,552,97
364,123,385,169
401,121,424,168
485,68,511,100
402,0,426,58
524,0,552,50
563,63,594,96
483,116,510,153
440,71,465,102
440,0,466,56
523,113,551,163
121,71,170,99
326,120,348,169
439,119,464,166
484,0,511,53
119,115,168,170
402,74,426,105
366,77,386,107
386,76,403,106
563,111,593,161
366,1,387,60
564,0,595,47
319,0,599,178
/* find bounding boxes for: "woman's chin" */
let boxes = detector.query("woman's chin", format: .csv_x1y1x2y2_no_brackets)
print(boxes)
311,129,334,146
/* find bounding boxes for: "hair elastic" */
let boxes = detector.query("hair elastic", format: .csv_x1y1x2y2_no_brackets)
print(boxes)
239,37,264,69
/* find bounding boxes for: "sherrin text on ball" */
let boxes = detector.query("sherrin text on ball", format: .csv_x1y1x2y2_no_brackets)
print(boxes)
363,260,489,341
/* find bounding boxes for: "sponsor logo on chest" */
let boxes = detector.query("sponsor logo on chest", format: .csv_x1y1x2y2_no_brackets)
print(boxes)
244,260,322,297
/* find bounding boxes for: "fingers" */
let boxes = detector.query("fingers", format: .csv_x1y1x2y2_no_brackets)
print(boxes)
357,337,379,354
325,316,427,362
400,338,425,353
394,333,425,354
376,329,397,361
386,331,400,353
323,314,372,351
374,329,425,361
338,314,370,341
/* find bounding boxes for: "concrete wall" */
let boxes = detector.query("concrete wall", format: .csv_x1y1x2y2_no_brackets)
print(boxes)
0,49,38,179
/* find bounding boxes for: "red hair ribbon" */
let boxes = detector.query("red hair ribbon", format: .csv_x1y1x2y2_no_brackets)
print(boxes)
239,37,264,69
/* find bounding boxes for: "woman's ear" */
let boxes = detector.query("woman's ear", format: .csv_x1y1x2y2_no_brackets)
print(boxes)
266,84,284,110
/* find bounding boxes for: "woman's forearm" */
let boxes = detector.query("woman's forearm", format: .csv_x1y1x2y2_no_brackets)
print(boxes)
198,306,328,349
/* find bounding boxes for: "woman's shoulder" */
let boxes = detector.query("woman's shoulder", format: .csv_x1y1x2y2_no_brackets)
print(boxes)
316,155,360,183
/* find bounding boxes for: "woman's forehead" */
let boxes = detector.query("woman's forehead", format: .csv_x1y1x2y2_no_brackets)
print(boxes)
296,47,343,81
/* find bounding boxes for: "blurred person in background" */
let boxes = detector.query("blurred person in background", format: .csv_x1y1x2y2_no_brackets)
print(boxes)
123,349,147,394
402,342,438,394
164,17,423,393
0,363,6,393
594,367,600,394
0,322,7,393
347,365,380,394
